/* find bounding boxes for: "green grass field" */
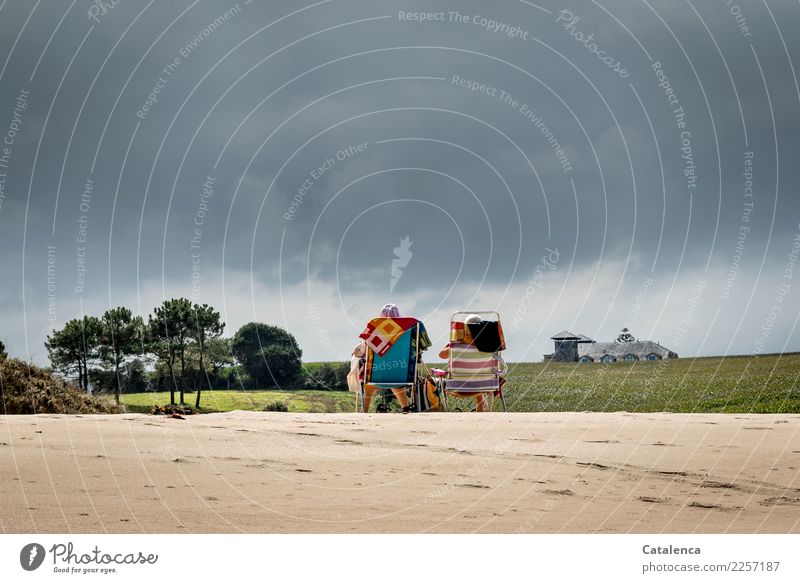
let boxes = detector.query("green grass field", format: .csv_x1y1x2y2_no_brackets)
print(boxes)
121,389,356,414
121,353,800,414
502,353,800,413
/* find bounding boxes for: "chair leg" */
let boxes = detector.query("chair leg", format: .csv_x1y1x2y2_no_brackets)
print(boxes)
500,391,507,412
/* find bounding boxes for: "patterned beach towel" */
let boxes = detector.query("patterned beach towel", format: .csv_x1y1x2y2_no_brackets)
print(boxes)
359,317,431,357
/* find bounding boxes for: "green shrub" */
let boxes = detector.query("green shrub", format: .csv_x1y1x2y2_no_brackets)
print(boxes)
303,362,349,391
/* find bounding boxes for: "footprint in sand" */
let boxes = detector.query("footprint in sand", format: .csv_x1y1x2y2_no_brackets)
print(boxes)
688,501,723,510
760,496,800,507
700,481,738,490
638,496,668,503
543,489,574,496
655,470,689,477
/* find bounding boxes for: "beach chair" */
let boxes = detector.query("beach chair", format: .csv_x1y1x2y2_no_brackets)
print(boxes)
359,317,429,412
441,311,508,412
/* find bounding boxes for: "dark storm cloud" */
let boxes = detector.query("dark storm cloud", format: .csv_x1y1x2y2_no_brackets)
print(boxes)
1,0,799,361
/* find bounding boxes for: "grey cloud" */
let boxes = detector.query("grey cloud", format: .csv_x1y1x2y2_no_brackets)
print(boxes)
1,0,798,362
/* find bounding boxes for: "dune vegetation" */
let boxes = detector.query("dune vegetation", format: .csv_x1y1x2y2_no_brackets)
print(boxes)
0,357,122,415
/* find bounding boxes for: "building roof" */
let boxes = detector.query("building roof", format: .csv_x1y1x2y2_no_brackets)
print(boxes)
550,330,580,340
578,340,677,360
577,334,595,343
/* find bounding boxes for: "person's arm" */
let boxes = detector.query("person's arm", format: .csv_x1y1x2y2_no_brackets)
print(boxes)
494,353,508,375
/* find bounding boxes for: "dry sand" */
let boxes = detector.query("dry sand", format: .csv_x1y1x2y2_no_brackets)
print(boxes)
1,412,799,533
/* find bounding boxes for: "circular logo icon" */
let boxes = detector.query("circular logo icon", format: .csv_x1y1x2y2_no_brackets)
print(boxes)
20,543,46,571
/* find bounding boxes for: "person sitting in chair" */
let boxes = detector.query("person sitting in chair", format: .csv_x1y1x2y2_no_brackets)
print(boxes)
352,304,415,413
438,314,495,412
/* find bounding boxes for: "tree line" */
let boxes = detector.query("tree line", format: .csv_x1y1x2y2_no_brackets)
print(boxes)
43,298,313,408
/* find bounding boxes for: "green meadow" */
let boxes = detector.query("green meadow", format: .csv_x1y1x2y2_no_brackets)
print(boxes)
502,353,800,414
121,389,356,414
121,353,800,414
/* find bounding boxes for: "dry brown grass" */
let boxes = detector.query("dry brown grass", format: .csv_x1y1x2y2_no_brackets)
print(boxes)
0,357,121,414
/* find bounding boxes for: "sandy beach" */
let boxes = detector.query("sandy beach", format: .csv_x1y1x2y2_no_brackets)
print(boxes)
1,412,799,533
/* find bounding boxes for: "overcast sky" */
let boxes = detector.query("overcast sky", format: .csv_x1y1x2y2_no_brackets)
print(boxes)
1,0,799,364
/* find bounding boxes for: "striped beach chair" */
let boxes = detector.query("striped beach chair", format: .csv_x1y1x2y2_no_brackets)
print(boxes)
442,311,508,411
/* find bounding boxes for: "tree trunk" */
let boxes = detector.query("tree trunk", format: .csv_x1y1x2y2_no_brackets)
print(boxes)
195,338,205,409
179,342,186,404
168,348,176,405
194,366,202,409
82,354,89,392
114,355,121,405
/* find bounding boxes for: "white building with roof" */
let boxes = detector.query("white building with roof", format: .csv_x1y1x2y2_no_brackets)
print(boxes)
544,331,677,363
